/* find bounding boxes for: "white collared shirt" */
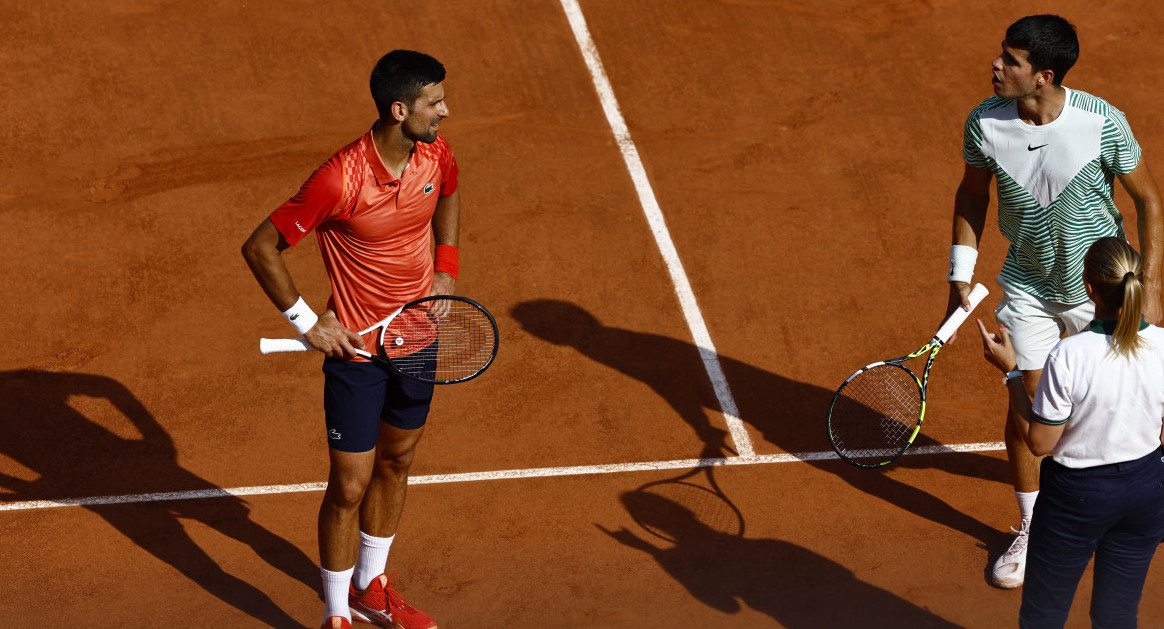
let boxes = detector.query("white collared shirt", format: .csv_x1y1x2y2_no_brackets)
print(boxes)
1032,321,1164,468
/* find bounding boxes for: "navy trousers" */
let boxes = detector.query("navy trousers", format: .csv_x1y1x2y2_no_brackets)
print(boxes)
1020,447,1164,629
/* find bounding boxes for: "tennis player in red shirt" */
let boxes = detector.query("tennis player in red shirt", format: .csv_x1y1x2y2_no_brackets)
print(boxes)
242,50,460,629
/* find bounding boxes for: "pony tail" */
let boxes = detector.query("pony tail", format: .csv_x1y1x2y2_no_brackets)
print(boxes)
1111,270,1145,359
1084,237,1147,360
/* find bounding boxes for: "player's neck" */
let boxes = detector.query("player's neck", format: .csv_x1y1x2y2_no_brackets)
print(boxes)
372,121,415,178
1015,85,1066,126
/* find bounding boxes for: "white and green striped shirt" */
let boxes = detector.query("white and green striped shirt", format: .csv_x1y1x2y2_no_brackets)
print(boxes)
963,87,1141,304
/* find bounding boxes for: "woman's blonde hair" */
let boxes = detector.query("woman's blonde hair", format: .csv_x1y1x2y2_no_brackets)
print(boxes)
1083,237,1146,359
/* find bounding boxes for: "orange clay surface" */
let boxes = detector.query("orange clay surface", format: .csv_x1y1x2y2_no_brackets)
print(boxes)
3,1,1164,627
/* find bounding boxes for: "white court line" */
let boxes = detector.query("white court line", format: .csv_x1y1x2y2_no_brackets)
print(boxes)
558,0,755,458
0,442,1006,512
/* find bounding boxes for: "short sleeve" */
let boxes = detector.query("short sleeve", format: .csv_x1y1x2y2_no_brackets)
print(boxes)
1032,351,1072,425
438,140,459,197
1100,108,1142,176
269,155,345,247
962,110,990,169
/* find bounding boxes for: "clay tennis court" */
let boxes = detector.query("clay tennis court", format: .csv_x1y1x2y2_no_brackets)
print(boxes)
3,1,1164,626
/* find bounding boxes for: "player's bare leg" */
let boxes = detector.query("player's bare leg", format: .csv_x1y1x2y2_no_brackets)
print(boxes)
317,448,377,625
360,424,425,538
1008,368,1044,492
348,425,438,629
993,368,1043,588
319,449,377,569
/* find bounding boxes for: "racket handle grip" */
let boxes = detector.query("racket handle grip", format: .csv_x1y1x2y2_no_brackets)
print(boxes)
935,282,990,344
259,337,314,354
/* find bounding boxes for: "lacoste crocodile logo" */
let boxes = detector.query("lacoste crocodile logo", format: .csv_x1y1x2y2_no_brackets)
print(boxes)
424,183,435,194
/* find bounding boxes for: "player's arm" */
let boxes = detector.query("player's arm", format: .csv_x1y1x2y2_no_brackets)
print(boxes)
430,187,460,297
241,218,360,358
946,163,994,331
1117,159,1164,324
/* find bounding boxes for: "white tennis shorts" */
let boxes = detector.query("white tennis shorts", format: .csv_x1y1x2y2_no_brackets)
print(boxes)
994,276,1094,371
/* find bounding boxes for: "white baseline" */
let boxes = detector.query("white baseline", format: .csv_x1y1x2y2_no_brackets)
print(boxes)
0,442,1006,512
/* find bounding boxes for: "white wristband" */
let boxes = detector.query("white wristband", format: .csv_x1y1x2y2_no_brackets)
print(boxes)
948,245,978,283
281,296,318,335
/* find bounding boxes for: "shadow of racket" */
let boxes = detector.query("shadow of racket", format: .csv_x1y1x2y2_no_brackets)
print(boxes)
625,466,745,543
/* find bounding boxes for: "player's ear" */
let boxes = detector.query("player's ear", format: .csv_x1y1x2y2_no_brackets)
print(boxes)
390,100,409,123
1035,68,1054,88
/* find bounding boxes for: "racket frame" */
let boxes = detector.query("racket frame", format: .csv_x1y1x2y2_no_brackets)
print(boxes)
826,340,939,468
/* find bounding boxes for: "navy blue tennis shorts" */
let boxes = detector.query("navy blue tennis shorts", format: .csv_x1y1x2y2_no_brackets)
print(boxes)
321,357,435,453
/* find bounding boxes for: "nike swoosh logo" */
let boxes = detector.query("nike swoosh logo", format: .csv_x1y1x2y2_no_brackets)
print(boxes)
1027,144,1048,151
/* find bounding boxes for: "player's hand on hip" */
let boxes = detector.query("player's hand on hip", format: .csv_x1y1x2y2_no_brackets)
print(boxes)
976,318,1017,373
304,310,363,358
943,281,973,343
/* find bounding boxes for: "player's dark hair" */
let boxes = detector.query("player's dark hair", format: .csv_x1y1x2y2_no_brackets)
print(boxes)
370,50,446,118
1005,15,1079,85
1084,237,1146,359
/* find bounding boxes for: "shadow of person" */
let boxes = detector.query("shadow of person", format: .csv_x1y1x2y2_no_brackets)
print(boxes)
512,300,1011,550
599,489,961,628
0,369,318,628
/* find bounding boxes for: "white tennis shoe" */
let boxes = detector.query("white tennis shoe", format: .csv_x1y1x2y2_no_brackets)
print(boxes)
992,519,1031,589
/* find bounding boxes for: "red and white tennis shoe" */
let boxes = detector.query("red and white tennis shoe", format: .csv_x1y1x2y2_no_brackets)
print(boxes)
349,573,437,629
321,616,352,629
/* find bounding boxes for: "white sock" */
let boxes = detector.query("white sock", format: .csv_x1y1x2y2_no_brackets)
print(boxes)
1016,490,1038,525
353,532,395,591
320,565,354,622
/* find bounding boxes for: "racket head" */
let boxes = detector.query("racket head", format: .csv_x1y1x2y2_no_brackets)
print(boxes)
373,295,499,384
826,358,927,468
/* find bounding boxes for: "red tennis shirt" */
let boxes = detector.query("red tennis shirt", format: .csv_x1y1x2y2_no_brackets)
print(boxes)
269,128,459,352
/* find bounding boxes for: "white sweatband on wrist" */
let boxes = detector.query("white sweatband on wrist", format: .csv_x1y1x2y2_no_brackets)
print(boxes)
281,296,318,335
948,245,978,283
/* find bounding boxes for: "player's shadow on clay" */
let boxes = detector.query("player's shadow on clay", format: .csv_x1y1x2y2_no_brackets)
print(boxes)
0,370,317,629
599,486,961,628
512,300,1012,550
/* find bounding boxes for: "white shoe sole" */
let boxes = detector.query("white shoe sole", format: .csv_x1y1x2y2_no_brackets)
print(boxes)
350,605,393,628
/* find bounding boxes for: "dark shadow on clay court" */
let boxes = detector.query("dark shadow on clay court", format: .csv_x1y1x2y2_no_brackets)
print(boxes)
0,370,318,629
512,300,1013,553
599,484,961,628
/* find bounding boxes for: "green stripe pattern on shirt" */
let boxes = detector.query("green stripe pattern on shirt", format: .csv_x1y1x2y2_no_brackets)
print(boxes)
962,89,1141,304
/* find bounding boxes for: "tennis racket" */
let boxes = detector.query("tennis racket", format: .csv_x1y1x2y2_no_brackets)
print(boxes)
259,295,499,384
826,283,989,468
